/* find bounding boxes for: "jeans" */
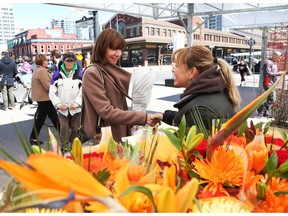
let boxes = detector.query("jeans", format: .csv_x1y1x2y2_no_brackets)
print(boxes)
1,85,15,109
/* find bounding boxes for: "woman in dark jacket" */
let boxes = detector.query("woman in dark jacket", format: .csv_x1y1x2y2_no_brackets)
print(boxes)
156,45,241,132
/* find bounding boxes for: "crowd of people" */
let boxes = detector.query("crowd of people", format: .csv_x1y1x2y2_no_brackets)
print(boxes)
0,28,286,150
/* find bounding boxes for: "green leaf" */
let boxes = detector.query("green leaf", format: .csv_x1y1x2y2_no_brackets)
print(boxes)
120,185,157,212
158,129,181,151
274,191,288,196
263,151,278,175
178,115,186,142
107,137,118,159
277,128,288,141
92,168,111,186
186,125,197,149
274,172,288,179
263,121,272,135
238,121,247,137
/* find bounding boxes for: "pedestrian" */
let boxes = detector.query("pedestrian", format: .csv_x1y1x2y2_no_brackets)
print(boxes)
256,51,286,117
237,59,251,86
50,49,62,72
0,51,18,111
49,52,83,151
152,45,241,132
81,28,158,143
29,54,60,145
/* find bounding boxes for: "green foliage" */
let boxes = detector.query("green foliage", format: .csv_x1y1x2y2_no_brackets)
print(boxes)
92,168,111,186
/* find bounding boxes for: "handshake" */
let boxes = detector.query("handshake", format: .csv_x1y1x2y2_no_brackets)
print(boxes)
146,113,164,126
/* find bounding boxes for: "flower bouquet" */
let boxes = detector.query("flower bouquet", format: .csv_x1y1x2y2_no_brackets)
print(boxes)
0,74,287,213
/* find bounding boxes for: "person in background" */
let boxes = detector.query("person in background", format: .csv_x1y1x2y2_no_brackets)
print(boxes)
18,55,33,75
50,49,62,72
256,51,286,117
153,45,241,132
237,59,251,86
49,52,83,151
0,51,18,111
29,54,60,145
81,28,158,143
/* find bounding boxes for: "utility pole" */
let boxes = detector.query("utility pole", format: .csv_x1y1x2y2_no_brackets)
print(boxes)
92,11,99,41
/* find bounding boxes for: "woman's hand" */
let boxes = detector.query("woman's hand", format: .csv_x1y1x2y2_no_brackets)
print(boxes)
146,113,163,126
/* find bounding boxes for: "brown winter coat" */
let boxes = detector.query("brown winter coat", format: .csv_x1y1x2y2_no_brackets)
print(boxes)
81,63,147,142
31,65,52,101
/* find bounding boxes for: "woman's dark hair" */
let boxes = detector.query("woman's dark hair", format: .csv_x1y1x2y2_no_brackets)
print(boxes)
91,28,126,64
35,54,47,66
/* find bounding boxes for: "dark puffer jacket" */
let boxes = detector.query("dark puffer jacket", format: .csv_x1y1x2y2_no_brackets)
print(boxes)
0,56,18,86
162,65,236,132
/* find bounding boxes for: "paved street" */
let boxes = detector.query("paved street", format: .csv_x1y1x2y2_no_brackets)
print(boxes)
0,65,275,191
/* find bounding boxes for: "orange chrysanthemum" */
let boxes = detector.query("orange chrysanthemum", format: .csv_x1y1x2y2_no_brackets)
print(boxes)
253,176,288,212
192,146,245,196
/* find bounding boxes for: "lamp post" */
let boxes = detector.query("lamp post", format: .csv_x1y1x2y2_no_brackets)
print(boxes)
91,11,99,41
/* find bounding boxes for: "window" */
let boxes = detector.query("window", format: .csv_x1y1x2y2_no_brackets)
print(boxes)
33,45,37,54
151,27,155,36
163,29,167,37
61,45,64,53
130,28,134,37
41,45,44,53
156,28,160,36
168,29,171,37
136,27,140,36
145,27,149,36
47,45,51,52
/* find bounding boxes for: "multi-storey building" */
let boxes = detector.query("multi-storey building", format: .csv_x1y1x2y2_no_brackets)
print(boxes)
10,26,93,62
204,15,223,31
0,4,15,53
99,13,261,67
51,17,76,34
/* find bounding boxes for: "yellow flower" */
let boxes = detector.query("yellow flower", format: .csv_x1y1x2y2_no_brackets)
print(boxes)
193,146,245,196
191,196,253,212
25,208,67,213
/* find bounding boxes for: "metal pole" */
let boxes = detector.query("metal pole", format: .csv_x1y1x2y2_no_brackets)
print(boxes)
92,11,99,41
258,27,268,96
186,3,194,47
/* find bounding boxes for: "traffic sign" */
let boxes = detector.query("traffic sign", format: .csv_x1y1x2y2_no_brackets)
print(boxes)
167,44,173,50
247,38,255,46
75,16,94,28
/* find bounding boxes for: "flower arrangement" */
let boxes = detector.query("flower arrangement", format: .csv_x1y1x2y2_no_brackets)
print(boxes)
0,74,287,213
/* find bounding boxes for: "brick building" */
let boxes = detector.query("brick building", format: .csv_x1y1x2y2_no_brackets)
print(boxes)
11,26,93,62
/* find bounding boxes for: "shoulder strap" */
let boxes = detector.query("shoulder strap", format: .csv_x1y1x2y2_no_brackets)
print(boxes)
93,64,132,100
79,65,105,130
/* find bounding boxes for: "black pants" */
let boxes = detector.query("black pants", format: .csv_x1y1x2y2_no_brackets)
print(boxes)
257,84,275,117
30,100,60,140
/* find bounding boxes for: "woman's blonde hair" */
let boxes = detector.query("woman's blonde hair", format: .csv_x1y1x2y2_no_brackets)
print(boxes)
172,45,241,109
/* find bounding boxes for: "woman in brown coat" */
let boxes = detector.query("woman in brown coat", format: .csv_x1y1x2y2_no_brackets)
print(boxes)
81,29,157,142
29,54,59,145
